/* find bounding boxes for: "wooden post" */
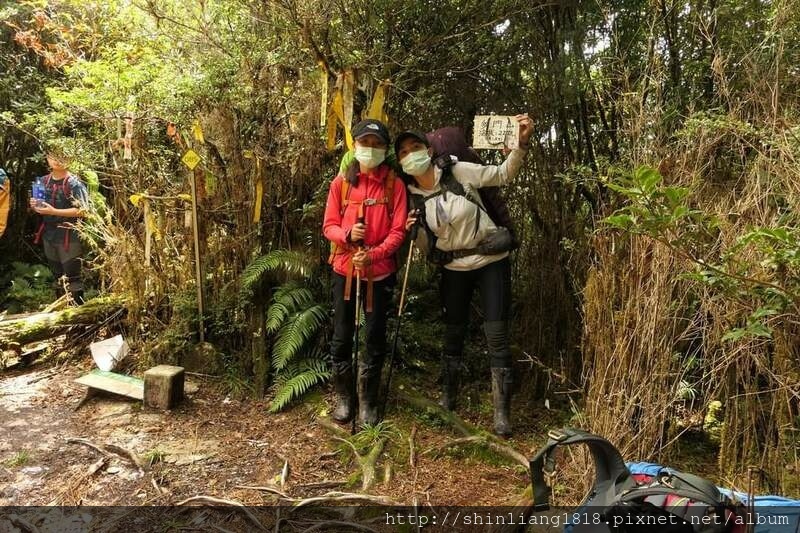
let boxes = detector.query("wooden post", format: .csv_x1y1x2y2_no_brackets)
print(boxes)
188,170,205,343
144,365,185,410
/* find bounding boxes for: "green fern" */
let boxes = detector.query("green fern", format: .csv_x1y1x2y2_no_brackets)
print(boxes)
269,359,330,412
10,277,31,291
352,420,401,449
265,283,315,333
240,250,313,301
272,304,328,370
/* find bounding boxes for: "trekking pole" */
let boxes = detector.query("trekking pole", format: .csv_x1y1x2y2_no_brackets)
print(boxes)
351,215,365,435
379,219,419,422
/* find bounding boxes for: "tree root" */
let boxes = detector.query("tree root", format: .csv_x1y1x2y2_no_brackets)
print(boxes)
66,437,144,474
396,390,529,467
422,436,529,468
8,514,40,533
235,484,290,499
174,495,266,531
300,520,380,532
287,491,402,508
317,416,390,491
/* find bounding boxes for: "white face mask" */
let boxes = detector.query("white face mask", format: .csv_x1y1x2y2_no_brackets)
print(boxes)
401,149,432,176
354,146,386,169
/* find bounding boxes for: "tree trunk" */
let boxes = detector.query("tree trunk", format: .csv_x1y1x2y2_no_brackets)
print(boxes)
0,295,125,348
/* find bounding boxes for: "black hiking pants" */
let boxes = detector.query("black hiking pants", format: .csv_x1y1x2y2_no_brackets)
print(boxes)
440,257,512,368
43,235,84,296
330,272,396,381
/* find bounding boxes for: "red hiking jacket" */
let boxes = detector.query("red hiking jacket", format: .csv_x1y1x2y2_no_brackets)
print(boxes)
323,164,408,278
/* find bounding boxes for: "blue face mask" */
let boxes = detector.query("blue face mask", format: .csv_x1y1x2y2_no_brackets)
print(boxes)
401,149,431,177
354,146,386,169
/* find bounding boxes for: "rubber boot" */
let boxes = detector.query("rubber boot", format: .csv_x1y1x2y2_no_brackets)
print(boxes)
357,367,381,426
331,366,355,423
69,290,85,305
491,367,513,437
438,355,461,411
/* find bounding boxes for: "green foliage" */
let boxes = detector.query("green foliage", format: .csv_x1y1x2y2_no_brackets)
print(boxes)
265,282,315,333
256,249,330,412
269,357,330,412
721,307,777,342
271,304,327,371
350,421,400,449
603,165,799,343
4,450,31,467
240,250,314,302
143,447,166,466
603,166,702,240
1,262,55,313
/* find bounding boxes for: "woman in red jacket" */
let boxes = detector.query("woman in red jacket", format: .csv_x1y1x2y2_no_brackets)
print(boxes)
322,119,408,426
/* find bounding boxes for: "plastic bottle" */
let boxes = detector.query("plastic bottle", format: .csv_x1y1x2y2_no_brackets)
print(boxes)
32,177,45,207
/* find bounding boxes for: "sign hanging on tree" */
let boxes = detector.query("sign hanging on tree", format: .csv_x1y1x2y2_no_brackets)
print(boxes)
472,115,520,150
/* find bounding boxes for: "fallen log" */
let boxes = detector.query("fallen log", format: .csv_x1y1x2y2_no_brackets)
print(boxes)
0,296,125,348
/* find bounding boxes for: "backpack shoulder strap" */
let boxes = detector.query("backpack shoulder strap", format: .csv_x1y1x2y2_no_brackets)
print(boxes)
529,427,632,511
439,164,466,197
411,191,438,253
339,175,352,216
385,170,396,218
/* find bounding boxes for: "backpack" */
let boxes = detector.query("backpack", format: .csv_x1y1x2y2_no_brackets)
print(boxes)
327,160,397,264
0,168,9,238
33,173,79,248
408,127,519,265
529,428,745,533
425,127,520,250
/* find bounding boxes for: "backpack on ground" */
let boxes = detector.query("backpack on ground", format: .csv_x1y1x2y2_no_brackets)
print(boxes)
529,427,746,533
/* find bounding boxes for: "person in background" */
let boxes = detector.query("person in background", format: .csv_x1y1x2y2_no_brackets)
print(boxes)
29,147,90,305
0,168,10,238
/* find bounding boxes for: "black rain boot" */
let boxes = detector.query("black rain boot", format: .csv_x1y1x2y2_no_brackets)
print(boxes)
69,290,85,305
438,355,461,411
357,366,381,427
491,367,513,438
331,366,355,423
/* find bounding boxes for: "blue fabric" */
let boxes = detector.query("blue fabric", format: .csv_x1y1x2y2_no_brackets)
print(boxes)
627,462,800,533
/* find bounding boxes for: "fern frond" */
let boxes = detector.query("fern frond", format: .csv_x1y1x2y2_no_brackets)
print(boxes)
239,249,314,300
268,362,330,412
10,277,31,291
266,283,317,333
266,302,292,333
273,283,314,310
271,305,328,370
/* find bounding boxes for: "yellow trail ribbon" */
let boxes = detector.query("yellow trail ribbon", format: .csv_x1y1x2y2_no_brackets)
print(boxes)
342,69,354,136
143,199,152,266
319,62,329,128
367,79,390,123
326,105,337,151
253,157,263,223
192,119,205,144
331,88,353,150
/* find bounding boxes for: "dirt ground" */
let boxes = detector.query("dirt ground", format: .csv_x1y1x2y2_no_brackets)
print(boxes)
0,359,544,512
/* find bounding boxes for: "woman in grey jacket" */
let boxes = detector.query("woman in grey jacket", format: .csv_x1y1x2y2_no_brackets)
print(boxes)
397,114,532,437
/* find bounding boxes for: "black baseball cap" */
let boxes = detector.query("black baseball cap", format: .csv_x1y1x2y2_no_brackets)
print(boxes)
352,119,390,146
394,130,430,156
